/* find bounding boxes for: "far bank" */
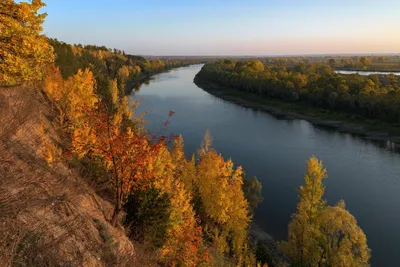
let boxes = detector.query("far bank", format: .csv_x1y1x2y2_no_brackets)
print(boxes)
194,74,400,147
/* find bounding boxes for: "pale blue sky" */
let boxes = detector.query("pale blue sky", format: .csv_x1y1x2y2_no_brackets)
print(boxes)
41,0,400,56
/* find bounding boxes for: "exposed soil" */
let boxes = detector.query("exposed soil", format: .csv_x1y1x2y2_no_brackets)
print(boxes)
0,86,156,266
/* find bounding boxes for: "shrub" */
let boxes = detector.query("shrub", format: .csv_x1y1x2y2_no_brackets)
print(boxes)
123,185,171,248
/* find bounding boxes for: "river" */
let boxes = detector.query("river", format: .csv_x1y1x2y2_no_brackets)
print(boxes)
336,70,400,76
130,64,400,266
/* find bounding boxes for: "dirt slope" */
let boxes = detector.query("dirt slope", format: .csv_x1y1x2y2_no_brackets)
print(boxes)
0,86,155,266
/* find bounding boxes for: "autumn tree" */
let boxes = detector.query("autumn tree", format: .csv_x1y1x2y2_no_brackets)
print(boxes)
282,157,370,266
171,136,196,192
117,66,130,93
196,132,253,265
63,69,99,128
150,143,210,266
44,65,64,102
358,57,371,70
72,95,167,226
318,201,370,266
0,0,54,86
281,156,327,265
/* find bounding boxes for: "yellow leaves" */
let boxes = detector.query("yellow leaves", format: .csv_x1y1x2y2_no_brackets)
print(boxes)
44,65,64,102
110,79,119,106
197,150,248,225
64,68,98,127
144,136,210,266
118,96,133,119
283,157,370,266
45,142,62,167
0,0,54,86
131,65,142,76
70,45,82,57
298,156,327,220
317,202,371,267
72,124,97,159
117,66,130,79
196,145,251,264
37,122,61,167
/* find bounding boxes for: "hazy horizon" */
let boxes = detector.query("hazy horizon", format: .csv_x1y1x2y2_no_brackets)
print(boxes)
43,0,400,56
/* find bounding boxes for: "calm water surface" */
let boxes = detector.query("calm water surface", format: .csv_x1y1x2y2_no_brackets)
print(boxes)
336,70,400,75
130,65,400,266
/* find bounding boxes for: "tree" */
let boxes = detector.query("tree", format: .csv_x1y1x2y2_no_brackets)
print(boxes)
150,144,210,266
282,156,327,265
328,59,336,68
123,185,171,247
197,129,213,157
388,74,398,86
171,136,196,192
64,69,98,128
282,157,370,266
248,60,265,72
196,132,252,265
318,201,370,266
44,65,64,102
72,104,165,226
0,0,54,86
243,176,263,215
358,57,371,70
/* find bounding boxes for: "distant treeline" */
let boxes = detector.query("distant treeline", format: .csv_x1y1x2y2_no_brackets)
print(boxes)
49,38,200,95
195,59,400,123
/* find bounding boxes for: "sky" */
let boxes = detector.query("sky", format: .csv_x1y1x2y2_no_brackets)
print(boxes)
41,0,400,56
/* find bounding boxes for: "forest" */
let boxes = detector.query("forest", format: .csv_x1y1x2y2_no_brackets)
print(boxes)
0,0,371,266
48,39,200,95
195,59,400,124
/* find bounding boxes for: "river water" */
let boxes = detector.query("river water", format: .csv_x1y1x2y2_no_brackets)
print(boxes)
336,70,400,76
130,64,400,266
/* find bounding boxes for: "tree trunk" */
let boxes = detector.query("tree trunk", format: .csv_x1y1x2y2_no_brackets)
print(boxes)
111,204,120,226
111,186,122,226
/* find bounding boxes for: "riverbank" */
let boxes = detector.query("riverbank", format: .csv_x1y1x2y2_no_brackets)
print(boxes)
335,67,400,73
126,64,196,94
194,77,400,147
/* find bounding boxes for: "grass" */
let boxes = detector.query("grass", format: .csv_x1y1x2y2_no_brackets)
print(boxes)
93,218,122,265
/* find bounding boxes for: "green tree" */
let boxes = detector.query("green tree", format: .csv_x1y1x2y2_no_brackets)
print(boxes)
124,185,171,247
243,176,263,215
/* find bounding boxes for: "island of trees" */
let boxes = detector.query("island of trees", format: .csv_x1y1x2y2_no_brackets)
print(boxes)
1,0,371,266
195,59,400,125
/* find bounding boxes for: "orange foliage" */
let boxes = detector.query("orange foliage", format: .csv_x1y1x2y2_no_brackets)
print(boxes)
151,144,210,266
72,107,165,226
44,65,64,102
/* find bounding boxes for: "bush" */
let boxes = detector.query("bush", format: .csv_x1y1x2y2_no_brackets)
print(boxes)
123,185,171,248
